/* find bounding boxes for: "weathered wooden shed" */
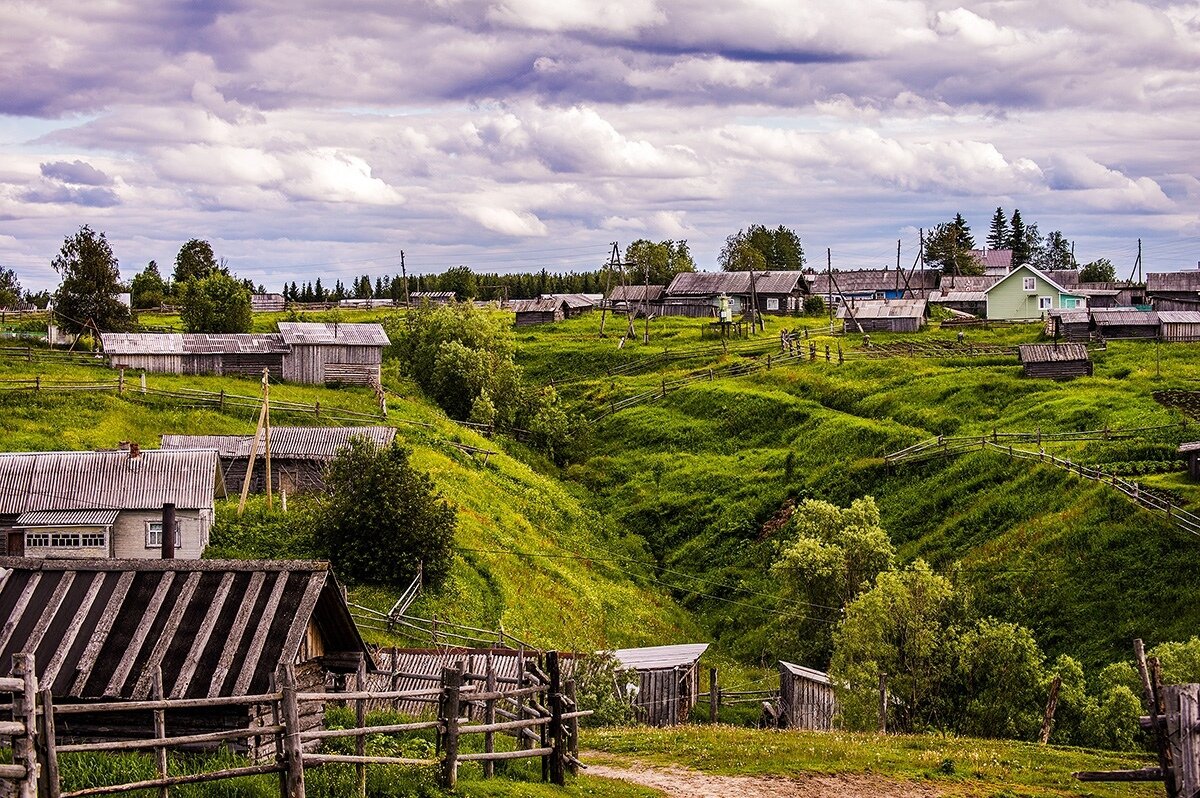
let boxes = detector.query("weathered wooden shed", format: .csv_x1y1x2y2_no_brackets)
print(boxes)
1090,309,1160,340
1179,442,1200,481
667,272,805,315
1044,309,1091,341
100,333,290,379
609,285,666,311
1147,272,1200,311
277,322,389,385
540,294,598,317
837,299,927,333
511,298,566,326
778,661,837,731
0,557,371,743
0,447,221,559
250,293,286,312
1158,312,1200,343
612,643,708,727
1017,343,1093,379
161,426,396,494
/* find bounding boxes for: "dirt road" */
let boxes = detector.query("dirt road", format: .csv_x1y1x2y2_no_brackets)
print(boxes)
585,759,943,798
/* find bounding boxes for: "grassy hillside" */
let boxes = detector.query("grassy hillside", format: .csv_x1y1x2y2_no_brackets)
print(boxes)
513,313,1200,670
0,352,695,652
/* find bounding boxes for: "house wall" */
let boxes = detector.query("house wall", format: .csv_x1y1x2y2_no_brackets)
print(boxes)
107,354,184,374
843,316,922,333
1161,323,1200,343
1096,323,1158,340
283,344,382,384
223,458,328,495
515,309,562,326
111,508,211,559
987,272,1082,320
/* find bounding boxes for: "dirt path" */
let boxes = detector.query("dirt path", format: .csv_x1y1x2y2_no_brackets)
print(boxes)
584,758,942,798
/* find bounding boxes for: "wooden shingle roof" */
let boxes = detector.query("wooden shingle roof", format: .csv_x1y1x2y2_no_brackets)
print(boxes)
0,558,369,699
1017,343,1090,363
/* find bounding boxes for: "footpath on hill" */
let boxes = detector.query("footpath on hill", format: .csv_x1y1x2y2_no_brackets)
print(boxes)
585,757,941,798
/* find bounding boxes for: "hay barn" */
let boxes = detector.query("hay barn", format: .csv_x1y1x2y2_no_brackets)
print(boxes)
510,298,565,325
0,447,220,559
777,661,837,731
837,299,927,333
1017,343,1093,380
100,333,290,379
1090,309,1160,340
161,426,396,494
0,558,370,744
277,322,389,385
612,643,708,727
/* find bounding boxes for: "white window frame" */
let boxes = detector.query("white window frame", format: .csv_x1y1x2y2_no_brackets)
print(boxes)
1023,276,1036,292
146,521,182,549
1038,296,1053,310
766,297,780,311
25,529,107,549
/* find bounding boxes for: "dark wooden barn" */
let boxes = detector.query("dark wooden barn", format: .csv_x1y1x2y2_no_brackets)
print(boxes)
277,322,389,385
777,661,837,731
1180,442,1200,481
1147,272,1200,311
0,558,370,744
1017,343,1093,380
1044,309,1091,341
612,643,708,727
837,299,927,333
1090,309,1160,340
101,333,290,379
510,298,566,326
160,426,396,494
666,272,805,315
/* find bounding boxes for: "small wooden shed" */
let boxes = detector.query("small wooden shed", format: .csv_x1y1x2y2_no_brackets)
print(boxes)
837,299,927,333
1090,309,1160,340
1017,343,1093,380
100,333,289,379
510,298,566,326
1179,442,1200,481
0,558,371,744
277,322,389,385
1158,312,1200,343
612,643,708,727
778,661,837,731
1044,309,1091,341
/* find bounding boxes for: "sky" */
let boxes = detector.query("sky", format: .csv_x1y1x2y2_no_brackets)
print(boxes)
1,0,1198,292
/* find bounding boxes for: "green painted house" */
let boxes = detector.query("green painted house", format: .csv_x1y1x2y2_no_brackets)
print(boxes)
984,264,1086,320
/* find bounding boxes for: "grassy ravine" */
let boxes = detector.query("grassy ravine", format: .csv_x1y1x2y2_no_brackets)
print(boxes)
514,313,1200,671
586,725,1158,797
0,352,694,653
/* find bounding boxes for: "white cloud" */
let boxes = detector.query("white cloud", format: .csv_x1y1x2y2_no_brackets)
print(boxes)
461,204,549,236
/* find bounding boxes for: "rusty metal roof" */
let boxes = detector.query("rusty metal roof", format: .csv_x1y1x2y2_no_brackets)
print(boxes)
14,510,120,527
611,643,708,671
161,427,395,460
277,322,389,347
0,449,220,514
0,558,370,700
1018,343,1090,363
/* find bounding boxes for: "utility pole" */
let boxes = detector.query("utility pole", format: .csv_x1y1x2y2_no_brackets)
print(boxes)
401,250,410,306
642,256,651,344
1138,238,1143,283
599,242,617,335
748,267,760,334
827,248,833,333
238,371,271,516
896,239,901,294
263,369,273,510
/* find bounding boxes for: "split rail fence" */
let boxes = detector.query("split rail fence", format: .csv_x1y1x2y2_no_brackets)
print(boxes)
0,651,588,798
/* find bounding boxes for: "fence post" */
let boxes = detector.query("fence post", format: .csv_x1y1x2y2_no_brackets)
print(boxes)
140,372,147,394
438,666,462,789
565,679,579,776
13,653,39,798
1039,674,1062,745
548,651,565,786
483,653,496,778
279,664,306,798
709,668,719,724
355,656,367,798
118,368,125,393
37,687,59,798
218,390,225,410
151,668,168,798
35,375,40,392
878,672,888,734
516,650,529,750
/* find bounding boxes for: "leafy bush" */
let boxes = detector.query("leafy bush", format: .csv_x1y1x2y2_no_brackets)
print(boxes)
803,294,825,316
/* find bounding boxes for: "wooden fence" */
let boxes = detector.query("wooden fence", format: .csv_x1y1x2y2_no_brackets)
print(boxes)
0,651,588,797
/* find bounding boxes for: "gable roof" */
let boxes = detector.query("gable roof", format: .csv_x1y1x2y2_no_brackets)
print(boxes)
1017,343,1090,363
611,643,709,671
666,271,803,296
510,298,565,313
276,322,389,347
780,660,832,685
161,427,396,460
836,299,927,320
1091,309,1159,326
0,558,370,700
969,249,1013,271
985,263,1080,297
807,269,939,295
939,274,1001,292
0,449,220,514
100,333,289,356
610,285,666,302
541,293,597,309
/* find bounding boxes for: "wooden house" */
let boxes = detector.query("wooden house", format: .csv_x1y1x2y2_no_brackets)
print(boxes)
1090,309,1160,340
250,293,286,312
101,332,290,379
807,269,939,303
0,447,221,559
1044,309,1091,341
510,298,566,325
1179,442,1200,481
1158,312,1200,343
161,426,396,494
837,299,927,333
970,248,1013,276
984,265,1087,320
540,293,599,317
608,285,666,312
930,275,999,317
277,322,389,385
1147,272,1200,311
777,661,837,731
1017,343,1093,379
612,643,708,727
0,557,370,744
665,272,805,315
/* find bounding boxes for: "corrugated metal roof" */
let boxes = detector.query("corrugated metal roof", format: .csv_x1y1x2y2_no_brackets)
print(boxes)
837,299,926,319
1178,441,1200,454
932,291,987,302
1158,312,1200,324
14,509,120,527
667,271,802,296
1018,343,1090,363
100,333,186,355
939,275,1001,292
807,269,939,295
1047,309,1090,324
611,643,708,671
0,558,369,699
0,449,219,514
277,322,390,347
1148,272,1200,292
779,660,832,685
161,427,395,460
1091,309,1159,325
540,293,597,309
410,292,456,300
100,333,289,355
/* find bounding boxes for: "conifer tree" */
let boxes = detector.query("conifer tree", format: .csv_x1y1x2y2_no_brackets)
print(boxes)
986,207,1009,250
1009,210,1030,266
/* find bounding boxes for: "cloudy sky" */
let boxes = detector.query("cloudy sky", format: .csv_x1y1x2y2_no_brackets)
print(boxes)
1,0,1198,291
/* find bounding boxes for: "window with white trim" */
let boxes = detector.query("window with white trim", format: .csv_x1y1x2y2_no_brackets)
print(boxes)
1023,276,1036,291
766,297,779,311
146,521,182,548
1038,296,1053,310
24,530,107,549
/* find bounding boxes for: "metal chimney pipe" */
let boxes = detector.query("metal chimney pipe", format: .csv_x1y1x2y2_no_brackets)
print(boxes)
161,503,175,559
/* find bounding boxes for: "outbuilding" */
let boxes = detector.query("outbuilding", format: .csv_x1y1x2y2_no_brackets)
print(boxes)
1044,309,1091,341
250,293,286,312
1179,442,1200,481
1090,309,1160,340
611,643,708,726
1147,272,1200,311
0,557,371,745
837,299,927,333
409,291,457,306
0,447,221,559
608,285,666,312
1158,311,1200,343
807,269,939,303
510,297,566,325
100,333,290,379
277,322,389,385
777,661,837,731
1017,343,1093,380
